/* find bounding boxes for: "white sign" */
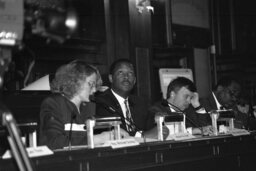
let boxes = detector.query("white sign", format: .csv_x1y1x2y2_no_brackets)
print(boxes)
2,146,53,159
104,138,140,149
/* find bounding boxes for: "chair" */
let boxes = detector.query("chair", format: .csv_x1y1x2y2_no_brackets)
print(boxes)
157,68,194,140
159,68,193,99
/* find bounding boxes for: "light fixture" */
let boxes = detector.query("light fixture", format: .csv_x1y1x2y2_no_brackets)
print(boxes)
136,0,154,13
29,7,78,43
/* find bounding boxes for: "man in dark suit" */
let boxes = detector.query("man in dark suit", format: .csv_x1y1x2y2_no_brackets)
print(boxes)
200,77,256,130
148,77,212,135
95,58,168,138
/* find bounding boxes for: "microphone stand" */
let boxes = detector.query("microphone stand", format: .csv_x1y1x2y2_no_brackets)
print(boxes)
167,102,204,135
68,112,76,150
92,98,145,140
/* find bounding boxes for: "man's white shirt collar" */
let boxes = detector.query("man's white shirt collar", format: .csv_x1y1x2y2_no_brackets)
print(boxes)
111,89,133,133
168,104,177,112
212,92,222,110
111,89,127,117
111,89,126,103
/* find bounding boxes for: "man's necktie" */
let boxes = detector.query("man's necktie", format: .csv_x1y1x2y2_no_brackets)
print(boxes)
124,99,135,132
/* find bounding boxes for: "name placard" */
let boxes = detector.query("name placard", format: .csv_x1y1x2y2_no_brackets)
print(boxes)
2,146,53,159
167,133,195,141
104,138,140,149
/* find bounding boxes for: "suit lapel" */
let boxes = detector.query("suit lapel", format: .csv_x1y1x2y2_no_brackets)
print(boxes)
161,100,175,114
108,90,128,129
108,90,124,116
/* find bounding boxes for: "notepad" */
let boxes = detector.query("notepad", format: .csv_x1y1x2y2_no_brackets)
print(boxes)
228,128,250,136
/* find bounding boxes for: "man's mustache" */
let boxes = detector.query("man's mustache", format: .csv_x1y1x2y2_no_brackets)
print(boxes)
121,80,132,85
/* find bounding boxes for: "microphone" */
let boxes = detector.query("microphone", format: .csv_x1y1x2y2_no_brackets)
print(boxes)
68,111,76,150
89,95,140,134
165,101,204,133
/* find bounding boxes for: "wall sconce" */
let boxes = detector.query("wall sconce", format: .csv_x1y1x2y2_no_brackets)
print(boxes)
29,8,78,43
136,0,154,13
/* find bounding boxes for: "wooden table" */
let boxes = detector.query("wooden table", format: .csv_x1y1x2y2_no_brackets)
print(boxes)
1,133,256,171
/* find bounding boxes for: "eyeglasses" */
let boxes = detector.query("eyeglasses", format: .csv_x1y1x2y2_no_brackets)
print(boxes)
226,88,240,99
87,81,97,89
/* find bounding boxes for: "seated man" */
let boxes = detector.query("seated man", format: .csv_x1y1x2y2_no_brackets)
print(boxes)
148,77,212,135
95,58,169,139
200,76,256,130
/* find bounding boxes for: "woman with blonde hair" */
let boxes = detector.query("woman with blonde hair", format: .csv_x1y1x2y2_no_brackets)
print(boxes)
39,60,116,150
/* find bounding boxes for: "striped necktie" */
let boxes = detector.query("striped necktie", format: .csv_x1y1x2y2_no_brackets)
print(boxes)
124,99,135,132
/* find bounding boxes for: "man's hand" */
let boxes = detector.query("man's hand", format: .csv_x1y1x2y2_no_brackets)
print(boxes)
202,125,213,136
143,126,169,140
94,131,114,144
95,128,130,144
192,125,213,136
237,104,249,114
191,92,200,108
253,106,256,118
119,128,130,138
